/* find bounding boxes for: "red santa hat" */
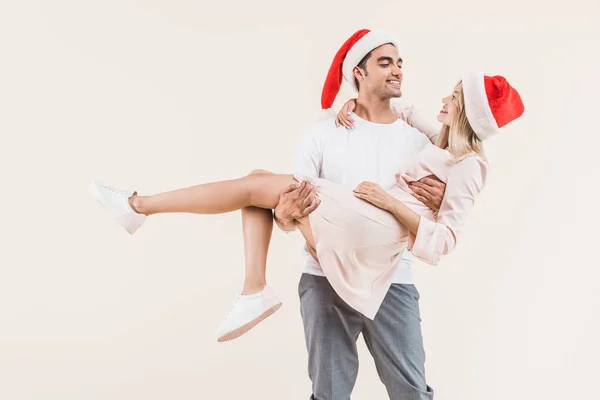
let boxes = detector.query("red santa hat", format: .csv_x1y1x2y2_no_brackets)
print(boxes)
462,72,525,141
321,29,400,109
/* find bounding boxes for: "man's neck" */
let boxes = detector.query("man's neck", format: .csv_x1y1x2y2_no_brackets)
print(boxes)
353,93,398,124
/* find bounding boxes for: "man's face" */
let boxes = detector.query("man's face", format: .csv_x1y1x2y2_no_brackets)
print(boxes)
355,44,403,99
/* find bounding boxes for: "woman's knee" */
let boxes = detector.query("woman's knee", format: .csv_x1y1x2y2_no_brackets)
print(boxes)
247,169,273,176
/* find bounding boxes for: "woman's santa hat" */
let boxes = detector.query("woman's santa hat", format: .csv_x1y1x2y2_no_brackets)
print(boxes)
321,29,400,109
462,72,525,141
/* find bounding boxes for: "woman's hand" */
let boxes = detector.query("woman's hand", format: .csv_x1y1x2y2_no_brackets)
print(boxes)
335,98,357,129
353,182,395,211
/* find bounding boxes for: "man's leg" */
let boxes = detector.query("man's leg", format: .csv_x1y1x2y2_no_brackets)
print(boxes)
362,284,434,400
299,274,363,400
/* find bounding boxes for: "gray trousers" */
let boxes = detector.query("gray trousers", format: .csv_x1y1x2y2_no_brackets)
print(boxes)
298,274,434,400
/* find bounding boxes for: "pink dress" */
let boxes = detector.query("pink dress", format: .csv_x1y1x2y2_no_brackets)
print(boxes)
295,142,488,320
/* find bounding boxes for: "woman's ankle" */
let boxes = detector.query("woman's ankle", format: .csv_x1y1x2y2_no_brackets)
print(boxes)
129,194,147,215
241,281,267,295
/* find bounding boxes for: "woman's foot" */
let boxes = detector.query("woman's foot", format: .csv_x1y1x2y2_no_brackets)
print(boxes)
90,181,147,234
215,285,282,342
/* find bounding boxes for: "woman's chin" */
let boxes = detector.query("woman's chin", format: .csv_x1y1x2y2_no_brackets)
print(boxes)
437,114,450,125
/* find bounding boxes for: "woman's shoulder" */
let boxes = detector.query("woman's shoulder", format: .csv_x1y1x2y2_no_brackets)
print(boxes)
452,153,489,186
463,153,488,169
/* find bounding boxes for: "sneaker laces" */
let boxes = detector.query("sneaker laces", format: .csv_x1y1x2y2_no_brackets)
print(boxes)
100,184,130,196
222,295,242,320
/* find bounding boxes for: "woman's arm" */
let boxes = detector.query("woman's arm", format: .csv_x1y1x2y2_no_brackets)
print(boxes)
354,157,488,266
387,198,421,235
335,98,357,128
352,182,421,234
335,98,441,146
390,98,441,145
334,98,401,129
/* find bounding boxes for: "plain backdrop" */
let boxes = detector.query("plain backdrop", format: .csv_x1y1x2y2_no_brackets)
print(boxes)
1,1,599,399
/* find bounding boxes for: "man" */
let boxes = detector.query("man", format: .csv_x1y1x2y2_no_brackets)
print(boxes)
273,29,443,399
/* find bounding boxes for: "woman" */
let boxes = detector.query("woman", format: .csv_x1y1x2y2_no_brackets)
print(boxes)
91,72,524,342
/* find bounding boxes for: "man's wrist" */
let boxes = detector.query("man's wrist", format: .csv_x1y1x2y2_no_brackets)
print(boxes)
273,209,293,227
432,197,442,211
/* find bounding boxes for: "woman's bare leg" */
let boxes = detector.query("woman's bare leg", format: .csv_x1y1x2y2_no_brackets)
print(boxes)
129,172,296,215
128,170,318,294
94,169,316,285
212,191,318,342
296,216,318,262
239,170,317,295
238,170,276,295
92,171,319,342
240,208,318,294
241,205,273,294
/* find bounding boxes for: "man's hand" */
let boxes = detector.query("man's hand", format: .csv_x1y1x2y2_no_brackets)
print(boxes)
406,175,446,211
273,180,320,229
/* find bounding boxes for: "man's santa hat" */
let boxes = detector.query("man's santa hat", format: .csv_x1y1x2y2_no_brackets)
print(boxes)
321,29,400,109
462,72,525,141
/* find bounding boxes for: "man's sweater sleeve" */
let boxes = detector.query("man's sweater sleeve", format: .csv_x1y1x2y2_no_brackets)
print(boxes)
277,122,324,233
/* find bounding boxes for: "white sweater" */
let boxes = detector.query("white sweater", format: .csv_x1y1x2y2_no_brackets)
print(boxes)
292,102,439,283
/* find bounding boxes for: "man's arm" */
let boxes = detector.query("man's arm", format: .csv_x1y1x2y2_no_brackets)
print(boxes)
407,157,487,265
273,180,319,231
404,175,446,212
273,127,323,231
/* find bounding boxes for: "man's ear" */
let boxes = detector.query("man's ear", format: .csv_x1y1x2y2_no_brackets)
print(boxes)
353,66,366,84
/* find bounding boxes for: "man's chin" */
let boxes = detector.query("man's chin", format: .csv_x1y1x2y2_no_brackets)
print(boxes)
385,89,402,99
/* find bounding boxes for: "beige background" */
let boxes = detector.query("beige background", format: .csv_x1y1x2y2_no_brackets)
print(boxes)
1,1,599,399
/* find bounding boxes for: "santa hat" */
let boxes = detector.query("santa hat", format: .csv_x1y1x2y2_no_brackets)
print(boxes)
462,72,525,141
321,29,400,109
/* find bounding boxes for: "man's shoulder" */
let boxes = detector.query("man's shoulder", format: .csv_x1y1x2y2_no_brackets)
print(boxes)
300,114,342,142
393,118,432,146
393,117,427,135
307,114,339,134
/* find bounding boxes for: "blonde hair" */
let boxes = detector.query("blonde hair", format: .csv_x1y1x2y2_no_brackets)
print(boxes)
436,82,486,163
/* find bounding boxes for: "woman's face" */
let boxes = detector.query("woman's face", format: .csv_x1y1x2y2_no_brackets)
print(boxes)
437,83,462,126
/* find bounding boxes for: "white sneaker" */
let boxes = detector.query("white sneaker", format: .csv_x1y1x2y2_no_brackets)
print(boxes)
90,181,147,234
215,285,282,342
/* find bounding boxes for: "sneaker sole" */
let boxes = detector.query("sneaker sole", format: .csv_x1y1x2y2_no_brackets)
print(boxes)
216,302,282,343
90,183,137,235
